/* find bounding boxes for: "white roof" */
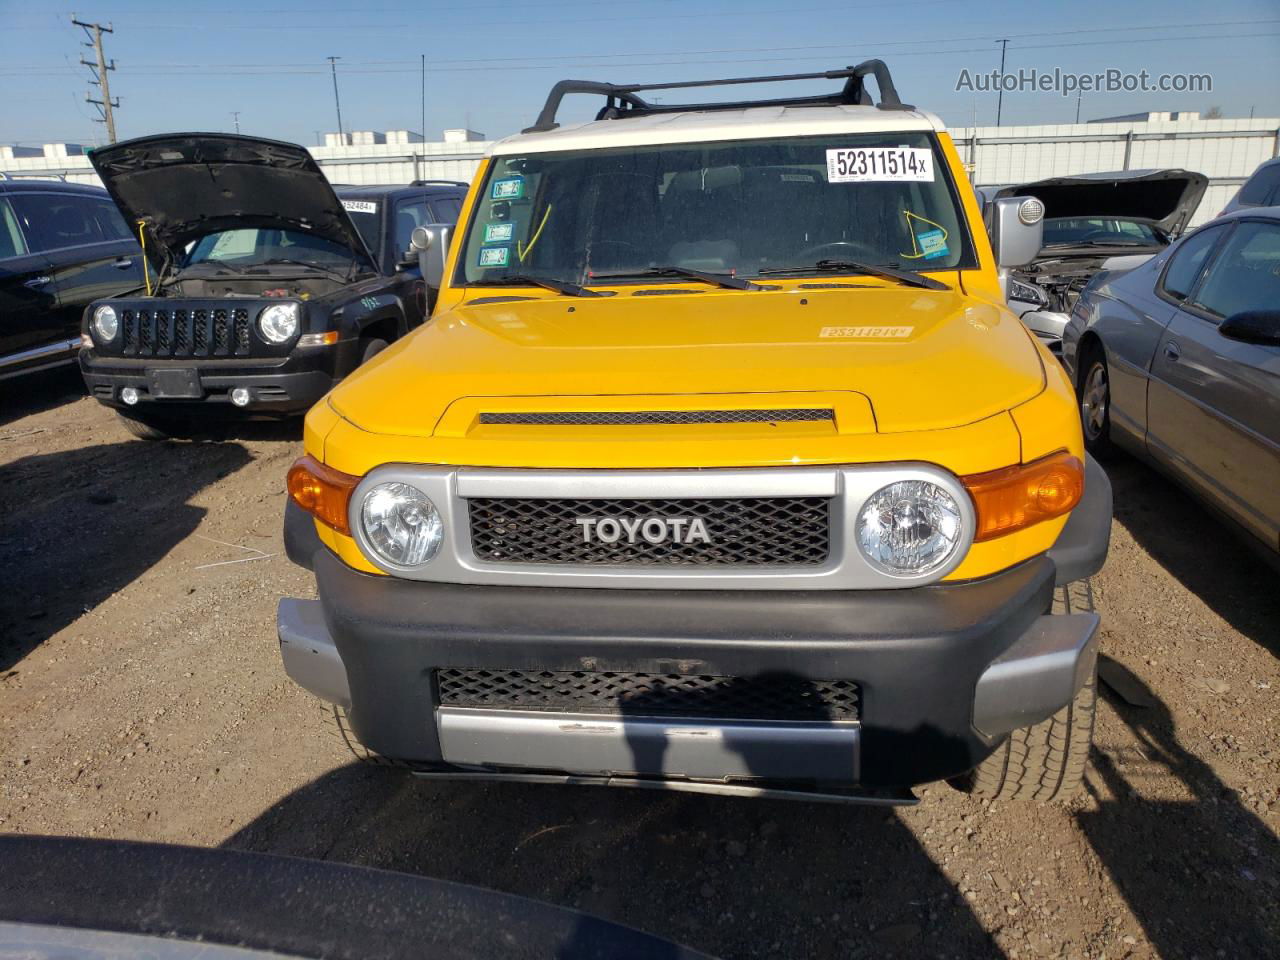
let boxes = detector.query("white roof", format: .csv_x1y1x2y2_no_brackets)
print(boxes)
489,105,946,156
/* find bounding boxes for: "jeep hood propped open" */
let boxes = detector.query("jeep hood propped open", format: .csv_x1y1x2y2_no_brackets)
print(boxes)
991,168,1208,238
89,133,377,269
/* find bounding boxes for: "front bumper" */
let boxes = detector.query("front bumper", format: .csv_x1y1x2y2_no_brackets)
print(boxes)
278,458,1109,793
79,340,361,417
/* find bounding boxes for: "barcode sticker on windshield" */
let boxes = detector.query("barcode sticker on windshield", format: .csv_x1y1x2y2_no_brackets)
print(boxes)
341,200,378,214
826,147,934,183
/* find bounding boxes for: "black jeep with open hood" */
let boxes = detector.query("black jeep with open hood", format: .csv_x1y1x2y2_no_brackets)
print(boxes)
979,168,1207,353
78,133,467,440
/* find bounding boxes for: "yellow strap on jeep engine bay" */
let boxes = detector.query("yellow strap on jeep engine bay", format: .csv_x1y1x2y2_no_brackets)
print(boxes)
135,219,153,296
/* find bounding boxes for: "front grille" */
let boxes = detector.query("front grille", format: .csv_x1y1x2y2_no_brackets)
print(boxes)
118,305,253,358
437,668,860,721
479,409,833,426
468,496,831,566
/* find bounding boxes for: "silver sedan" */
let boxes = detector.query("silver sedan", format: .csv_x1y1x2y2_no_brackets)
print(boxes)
1062,207,1280,562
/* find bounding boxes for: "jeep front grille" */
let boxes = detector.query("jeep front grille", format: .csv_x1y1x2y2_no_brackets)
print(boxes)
478,409,834,426
437,668,860,721
467,496,831,566
116,305,254,358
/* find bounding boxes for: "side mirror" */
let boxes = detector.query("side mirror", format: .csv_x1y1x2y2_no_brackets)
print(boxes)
410,223,452,290
1219,310,1280,347
990,196,1045,268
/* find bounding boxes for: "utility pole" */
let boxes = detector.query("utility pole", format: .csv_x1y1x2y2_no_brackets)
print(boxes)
231,111,240,134
1075,91,1083,124
72,15,119,143
326,56,344,139
995,38,1009,127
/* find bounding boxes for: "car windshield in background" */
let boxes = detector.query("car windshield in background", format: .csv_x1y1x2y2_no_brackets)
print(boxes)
458,132,973,286
185,228,358,270
1042,217,1163,247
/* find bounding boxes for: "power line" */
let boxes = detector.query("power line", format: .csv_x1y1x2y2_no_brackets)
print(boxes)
71,15,119,142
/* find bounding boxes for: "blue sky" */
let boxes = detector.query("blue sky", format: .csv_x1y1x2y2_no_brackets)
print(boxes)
2,0,1278,148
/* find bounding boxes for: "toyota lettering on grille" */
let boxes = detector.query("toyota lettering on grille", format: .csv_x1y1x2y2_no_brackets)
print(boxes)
575,517,712,545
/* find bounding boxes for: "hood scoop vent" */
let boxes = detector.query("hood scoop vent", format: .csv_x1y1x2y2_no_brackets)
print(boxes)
478,409,835,426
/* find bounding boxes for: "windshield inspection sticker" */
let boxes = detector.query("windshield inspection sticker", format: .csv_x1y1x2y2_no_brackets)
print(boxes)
478,246,510,268
341,199,378,214
491,177,525,200
820,325,914,339
484,222,515,243
826,147,934,183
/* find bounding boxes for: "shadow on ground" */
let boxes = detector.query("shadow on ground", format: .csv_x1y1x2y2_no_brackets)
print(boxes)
225,769,997,960
1080,661,1280,958
0,438,252,671
0,366,86,429
1106,455,1280,656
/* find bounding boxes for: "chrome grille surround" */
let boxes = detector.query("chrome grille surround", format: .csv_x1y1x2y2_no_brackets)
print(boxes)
347,464,977,590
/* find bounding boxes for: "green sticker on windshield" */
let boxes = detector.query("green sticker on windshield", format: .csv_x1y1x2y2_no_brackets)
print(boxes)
484,222,515,243
478,246,510,268
491,177,525,201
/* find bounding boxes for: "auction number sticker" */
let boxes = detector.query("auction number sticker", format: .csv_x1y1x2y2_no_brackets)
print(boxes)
484,222,515,243
341,200,378,214
825,147,933,183
478,246,510,267
491,176,525,200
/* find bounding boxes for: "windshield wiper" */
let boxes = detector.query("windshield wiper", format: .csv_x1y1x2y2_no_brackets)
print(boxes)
758,259,949,291
588,266,762,291
247,258,357,283
475,274,604,297
1044,239,1152,249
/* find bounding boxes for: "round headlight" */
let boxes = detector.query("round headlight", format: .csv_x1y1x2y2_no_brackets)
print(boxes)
856,480,964,577
92,304,118,342
360,482,444,566
258,303,300,344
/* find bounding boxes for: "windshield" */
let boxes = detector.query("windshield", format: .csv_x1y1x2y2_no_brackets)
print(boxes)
185,227,361,270
458,132,973,286
1042,217,1163,247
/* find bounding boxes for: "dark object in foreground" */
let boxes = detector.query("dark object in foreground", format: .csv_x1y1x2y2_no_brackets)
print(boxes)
0,834,714,960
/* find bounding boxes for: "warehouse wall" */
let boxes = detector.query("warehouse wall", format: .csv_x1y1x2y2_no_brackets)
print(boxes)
951,116,1280,227
4,116,1278,228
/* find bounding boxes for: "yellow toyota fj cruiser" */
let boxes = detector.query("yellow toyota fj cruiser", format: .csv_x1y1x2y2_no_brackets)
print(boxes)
278,61,1111,806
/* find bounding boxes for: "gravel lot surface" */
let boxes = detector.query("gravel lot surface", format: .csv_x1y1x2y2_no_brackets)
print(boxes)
2,367,1277,960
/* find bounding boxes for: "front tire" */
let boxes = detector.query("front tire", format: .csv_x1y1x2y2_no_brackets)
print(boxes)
117,411,177,442
359,337,389,365
1077,346,1112,456
952,580,1098,802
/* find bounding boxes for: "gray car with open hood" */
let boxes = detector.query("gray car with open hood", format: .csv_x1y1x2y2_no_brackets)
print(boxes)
979,168,1207,353
78,133,467,440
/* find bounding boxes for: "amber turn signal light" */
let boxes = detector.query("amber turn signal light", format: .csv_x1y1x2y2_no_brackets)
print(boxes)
287,455,360,536
962,451,1085,542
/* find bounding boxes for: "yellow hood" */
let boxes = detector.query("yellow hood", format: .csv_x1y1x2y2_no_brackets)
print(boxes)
328,284,1044,438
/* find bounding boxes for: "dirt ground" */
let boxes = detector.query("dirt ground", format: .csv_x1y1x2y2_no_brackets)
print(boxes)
1,366,1277,960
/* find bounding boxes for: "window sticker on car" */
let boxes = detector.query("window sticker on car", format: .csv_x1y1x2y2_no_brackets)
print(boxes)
491,177,525,200
780,173,817,182
478,246,510,267
484,222,515,243
820,325,914,338
341,200,378,214
900,211,950,261
825,147,933,183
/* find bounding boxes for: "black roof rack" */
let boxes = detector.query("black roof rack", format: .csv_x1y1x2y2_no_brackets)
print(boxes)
410,178,469,187
522,59,912,134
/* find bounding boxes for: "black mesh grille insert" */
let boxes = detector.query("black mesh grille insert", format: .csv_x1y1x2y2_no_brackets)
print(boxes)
479,409,833,426
468,496,830,566
437,668,860,721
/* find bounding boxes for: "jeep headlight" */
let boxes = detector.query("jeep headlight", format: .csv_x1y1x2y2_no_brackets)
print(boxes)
92,304,118,342
360,482,444,566
855,480,964,577
258,302,300,344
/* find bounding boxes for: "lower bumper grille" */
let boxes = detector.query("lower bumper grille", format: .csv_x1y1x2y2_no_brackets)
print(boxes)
436,668,860,721
467,496,832,566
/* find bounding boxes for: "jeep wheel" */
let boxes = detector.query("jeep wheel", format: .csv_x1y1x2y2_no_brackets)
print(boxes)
360,338,389,365
117,411,179,442
1077,347,1112,456
952,580,1098,802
